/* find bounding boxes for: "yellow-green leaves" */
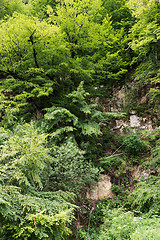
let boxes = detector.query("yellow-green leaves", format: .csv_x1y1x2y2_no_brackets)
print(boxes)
127,0,159,18
128,0,160,63
0,0,26,19
0,12,66,123
0,122,50,189
0,13,60,71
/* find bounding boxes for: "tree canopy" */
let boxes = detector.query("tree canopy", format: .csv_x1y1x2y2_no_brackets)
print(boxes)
0,0,160,239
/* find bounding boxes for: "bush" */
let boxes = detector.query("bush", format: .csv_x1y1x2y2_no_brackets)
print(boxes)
128,176,160,216
0,123,76,239
99,208,138,239
131,218,160,240
148,138,160,172
123,133,146,156
48,140,100,195
91,208,160,240
0,186,76,240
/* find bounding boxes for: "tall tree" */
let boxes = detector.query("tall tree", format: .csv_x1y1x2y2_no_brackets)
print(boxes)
0,0,132,124
49,0,129,89
128,0,160,63
49,0,103,86
0,13,68,123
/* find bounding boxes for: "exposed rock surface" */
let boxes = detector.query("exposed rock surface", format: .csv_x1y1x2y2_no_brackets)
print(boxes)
87,84,159,202
86,174,113,201
130,112,140,128
86,167,154,201
95,84,160,131
113,115,153,133
131,166,154,181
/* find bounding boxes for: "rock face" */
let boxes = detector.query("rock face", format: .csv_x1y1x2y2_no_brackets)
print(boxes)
86,174,113,201
87,84,158,202
113,114,153,133
130,112,140,128
131,166,154,181
95,84,160,131
86,168,154,202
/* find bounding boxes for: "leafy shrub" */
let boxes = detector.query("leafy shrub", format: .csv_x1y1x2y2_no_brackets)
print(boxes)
148,138,160,172
123,133,146,156
91,208,160,240
93,208,138,240
141,129,160,146
0,122,52,190
128,176,160,216
0,186,75,240
49,140,99,195
44,82,105,143
74,228,99,240
89,199,110,227
106,211,138,239
100,155,125,171
131,218,160,240
44,81,121,163
0,123,76,239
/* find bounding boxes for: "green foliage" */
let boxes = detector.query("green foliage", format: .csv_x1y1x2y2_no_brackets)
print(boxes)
0,13,60,72
0,0,132,123
0,1,160,239
128,0,160,63
123,132,146,156
49,0,129,87
48,140,99,195
47,0,104,87
44,82,111,160
142,129,160,144
74,207,160,240
0,122,76,239
141,129,160,171
44,81,125,164
100,130,147,172
74,228,99,240
149,139,160,172
102,0,134,31
149,69,160,108
100,154,126,171
124,60,159,115
28,0,57,18
0,122,51,189
0,12,67,122
0,0,26,19
128,176,160,216
107,182,128,209
0,185,75,240
123,1,160,115
98,209,160,240
130,218,160,240
0,121,99,239
88,198,121,228
100,209,139,239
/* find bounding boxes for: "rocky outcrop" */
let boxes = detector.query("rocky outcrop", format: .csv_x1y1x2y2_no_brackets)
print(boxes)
86,167,154,202
131,166,155,181
95,85,160,132
113,111,154,133
86,174,113,201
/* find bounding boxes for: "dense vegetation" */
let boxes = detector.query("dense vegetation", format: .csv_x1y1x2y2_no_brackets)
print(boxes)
0,0,160,239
